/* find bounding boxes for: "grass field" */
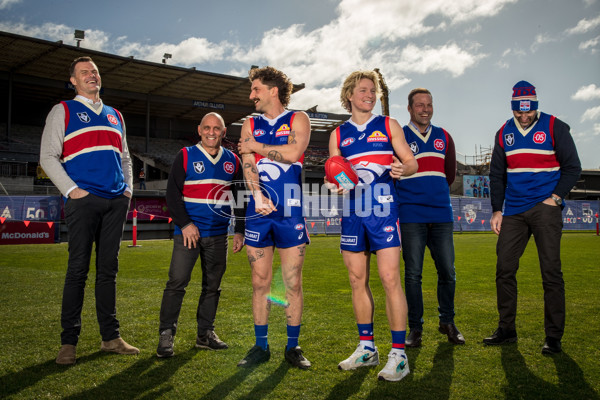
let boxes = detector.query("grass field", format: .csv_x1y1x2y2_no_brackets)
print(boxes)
0,233,599,399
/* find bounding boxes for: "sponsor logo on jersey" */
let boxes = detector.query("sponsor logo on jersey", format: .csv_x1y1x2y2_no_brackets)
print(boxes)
341,137,355,147
386,235,394,242
223,161,234,174
193,161,205,174
77,112,90,123
253,129,266,137
505,133,515,146
378,195,394,203
107,114,119,125
533,131,546,144
409,141,419,154
275,124,291,137
434,139,445,151
384,225,395,232
287,198,301,207
341,235,358,245
298,232,304,240
367,130,388,143
295,223,304,230
358,133,366,140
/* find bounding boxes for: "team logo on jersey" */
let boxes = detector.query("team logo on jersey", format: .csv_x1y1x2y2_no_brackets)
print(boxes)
367,131,388,142
107,114,119,125
341,137,355,147
434,139,445,151
505,133,515,146
383,225,395,233
358,133,366,140
295,223,304,230
193,161,205,174
275,124,291,137
409,141,419,154
223,161,234,174
253,129,266,137
341,235,358,245
76,112,90,123
533,131,546,144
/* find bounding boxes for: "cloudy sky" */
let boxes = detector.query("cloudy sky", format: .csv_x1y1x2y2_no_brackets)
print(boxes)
1,0,599,168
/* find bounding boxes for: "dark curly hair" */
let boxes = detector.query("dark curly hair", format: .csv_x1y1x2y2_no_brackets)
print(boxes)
248,66,293,108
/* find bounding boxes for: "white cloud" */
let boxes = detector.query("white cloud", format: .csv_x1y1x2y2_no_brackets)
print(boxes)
0,0,20,10
572,84,600,101
581,105,600,122
565,14,600,35
594,123,600,135
579,35,600,52
530,33,557,52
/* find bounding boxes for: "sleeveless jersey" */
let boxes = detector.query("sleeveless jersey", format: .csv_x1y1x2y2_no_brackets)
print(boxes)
177,144,240,236
498,112,560,216
247,110,304,218
335,115,395,213
61,99,127,199
396,124,453,223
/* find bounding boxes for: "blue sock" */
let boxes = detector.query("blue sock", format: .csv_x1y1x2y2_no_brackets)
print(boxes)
286,324,301,351
254,324,268,350
358,323,375,351
391,330,406,351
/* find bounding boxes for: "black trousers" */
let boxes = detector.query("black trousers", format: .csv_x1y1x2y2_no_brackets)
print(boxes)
159,234,228,336
61,193,130,345
495,202,565,340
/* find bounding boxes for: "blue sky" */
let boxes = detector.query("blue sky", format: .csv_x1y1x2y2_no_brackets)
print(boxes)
1,0,599,168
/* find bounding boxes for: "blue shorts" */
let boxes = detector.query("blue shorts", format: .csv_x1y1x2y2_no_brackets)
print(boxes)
244,216,310,248
340,212,401,252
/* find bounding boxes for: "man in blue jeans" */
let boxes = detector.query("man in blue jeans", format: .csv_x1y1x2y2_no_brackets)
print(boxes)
395,88,465,347
157,112,245,357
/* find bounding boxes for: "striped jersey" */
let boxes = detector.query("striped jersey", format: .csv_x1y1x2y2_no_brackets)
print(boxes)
248,110,304,218
335,115,395,212
177,144,241,236
498,112,560,216
61,99,127,199
396,124,453,223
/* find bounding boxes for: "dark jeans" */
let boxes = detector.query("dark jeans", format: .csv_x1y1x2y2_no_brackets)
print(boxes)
61,193,130,345
401,222,456,331
496,202,564,339
159,234,228,336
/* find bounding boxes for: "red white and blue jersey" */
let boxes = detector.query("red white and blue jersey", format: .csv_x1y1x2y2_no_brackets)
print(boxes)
396,123,453,223
335,115,395,213
247,110,304,218
177,144,241,236
498,112,560,216
61,99,127,199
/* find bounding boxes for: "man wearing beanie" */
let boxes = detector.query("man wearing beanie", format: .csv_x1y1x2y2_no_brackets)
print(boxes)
483,80,581,354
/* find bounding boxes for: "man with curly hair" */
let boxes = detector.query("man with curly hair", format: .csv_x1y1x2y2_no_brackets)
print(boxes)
237,66,312,369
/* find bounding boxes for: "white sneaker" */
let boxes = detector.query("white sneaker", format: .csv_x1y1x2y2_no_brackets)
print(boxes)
377,350,410,381
338,344,379,370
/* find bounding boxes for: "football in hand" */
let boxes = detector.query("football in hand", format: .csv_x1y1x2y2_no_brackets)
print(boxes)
325,155,359,189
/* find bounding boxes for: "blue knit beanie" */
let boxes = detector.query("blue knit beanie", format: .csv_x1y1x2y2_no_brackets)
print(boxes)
511,80,538,111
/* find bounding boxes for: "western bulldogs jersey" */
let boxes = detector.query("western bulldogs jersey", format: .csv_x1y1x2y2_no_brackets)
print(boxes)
247,110,304,218
178,144,240,236
335,115,395,213
396,123,453,223
61,99,127,199
498,112,560,216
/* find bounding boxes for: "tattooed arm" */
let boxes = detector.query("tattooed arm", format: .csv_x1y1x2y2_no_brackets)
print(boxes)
238,111,311,164
240,118,277,216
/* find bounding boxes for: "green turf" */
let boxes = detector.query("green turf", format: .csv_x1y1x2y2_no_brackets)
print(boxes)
0,233,598,399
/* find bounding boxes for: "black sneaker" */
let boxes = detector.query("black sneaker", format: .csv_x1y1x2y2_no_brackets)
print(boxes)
157,329,174,358
284,346,311,370
542,337,562,355
237,345,270,367
483,328,517,345
196,330,228,350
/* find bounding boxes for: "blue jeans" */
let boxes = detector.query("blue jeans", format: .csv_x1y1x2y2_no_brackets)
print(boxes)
400,222,456,331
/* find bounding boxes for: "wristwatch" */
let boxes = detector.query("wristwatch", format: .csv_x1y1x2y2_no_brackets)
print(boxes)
551,195,562,206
